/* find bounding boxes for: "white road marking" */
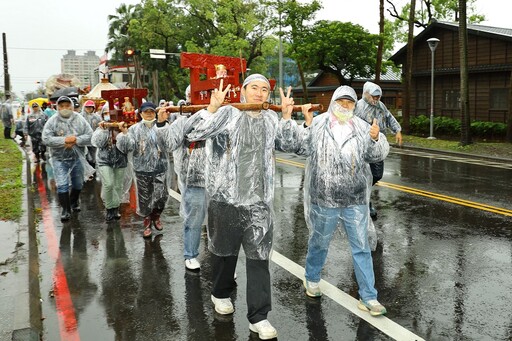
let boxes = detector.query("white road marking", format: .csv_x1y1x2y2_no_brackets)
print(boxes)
270,250,425,341
169,189,425,341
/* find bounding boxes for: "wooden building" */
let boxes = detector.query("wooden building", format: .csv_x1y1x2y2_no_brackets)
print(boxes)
390,20,512,123
292,70,402,114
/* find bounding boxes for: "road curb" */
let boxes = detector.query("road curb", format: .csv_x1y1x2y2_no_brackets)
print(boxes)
11,147,41,341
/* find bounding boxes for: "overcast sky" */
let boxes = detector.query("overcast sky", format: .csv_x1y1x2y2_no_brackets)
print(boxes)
0,0,509,96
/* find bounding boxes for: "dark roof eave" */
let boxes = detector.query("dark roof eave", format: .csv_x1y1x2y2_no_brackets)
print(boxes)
390,21,512,63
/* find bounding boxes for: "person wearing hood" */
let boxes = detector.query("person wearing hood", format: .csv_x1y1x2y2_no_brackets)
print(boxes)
81,100,102,168
24,102,48,162
91,111,131,222
1,100,14,139
185,74,300,340
156,97,213,272
122,102,169,238
295,85,389,316
42,96,93,221
354,81,402,218
14,107,27,147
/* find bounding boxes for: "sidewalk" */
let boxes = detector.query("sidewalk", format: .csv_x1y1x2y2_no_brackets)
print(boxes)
392,142,512,163
0,148,41,341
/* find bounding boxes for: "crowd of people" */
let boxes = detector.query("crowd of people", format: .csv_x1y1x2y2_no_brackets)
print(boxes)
0,76,402,340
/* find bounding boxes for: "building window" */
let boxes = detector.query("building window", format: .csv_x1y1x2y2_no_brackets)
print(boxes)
381,97,396,109
443,90,460,109
416,90,427,109
122,74,130,83
490,88,508,110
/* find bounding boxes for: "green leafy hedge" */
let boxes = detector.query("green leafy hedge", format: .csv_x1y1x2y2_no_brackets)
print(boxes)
403,115,506,139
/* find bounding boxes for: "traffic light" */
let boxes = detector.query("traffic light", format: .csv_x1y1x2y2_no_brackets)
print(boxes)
125,48,140,56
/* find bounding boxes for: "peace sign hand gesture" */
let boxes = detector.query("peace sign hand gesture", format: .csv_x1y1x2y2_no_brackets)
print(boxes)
207,79,232,113
279,86,294,120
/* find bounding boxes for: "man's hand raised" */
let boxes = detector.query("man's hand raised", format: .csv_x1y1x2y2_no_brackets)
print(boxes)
370,119,380,140
207,78,231,113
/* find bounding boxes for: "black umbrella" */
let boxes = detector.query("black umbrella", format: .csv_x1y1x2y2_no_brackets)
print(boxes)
50,87,80,101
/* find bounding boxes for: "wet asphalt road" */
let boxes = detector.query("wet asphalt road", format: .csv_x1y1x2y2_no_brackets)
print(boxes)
31,148,512,341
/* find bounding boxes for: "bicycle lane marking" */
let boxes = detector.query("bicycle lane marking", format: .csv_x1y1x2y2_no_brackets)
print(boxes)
35,166,80,341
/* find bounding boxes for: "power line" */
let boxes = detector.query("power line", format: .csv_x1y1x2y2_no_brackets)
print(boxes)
8,47,105,51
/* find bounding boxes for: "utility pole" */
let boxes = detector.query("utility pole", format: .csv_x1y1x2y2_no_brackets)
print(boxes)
3,33,11,99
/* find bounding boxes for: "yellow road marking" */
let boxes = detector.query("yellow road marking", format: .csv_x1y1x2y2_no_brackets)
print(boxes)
275,157,512,217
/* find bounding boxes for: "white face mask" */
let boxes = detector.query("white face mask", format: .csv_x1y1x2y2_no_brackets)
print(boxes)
103,115,110,122
142,118,155,127
331,102,353,124
59,109,73,118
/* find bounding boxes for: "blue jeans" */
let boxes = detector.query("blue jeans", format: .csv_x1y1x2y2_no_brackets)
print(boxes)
305,204,377,301
182,186,206,259
52,158,84,194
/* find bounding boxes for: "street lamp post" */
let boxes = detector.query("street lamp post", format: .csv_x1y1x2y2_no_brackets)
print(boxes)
427,38,440,140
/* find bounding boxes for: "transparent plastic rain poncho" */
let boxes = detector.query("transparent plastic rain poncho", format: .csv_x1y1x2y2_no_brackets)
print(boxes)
124,120,169,217
354,81,401,134
91,127,132,205
80,108,102,131
24,110,46,137
41,112,94,180
186,106,300,259
81,108,102,164
91,127,130,169
157,113,209,218
295,86,389,248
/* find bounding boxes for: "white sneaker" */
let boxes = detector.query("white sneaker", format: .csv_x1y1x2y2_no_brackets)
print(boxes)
185,258,201,270
249,319,278,340
304,280,322,297
211,295,234,315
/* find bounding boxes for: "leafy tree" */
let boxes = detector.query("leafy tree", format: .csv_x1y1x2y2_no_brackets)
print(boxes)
128,0,189,99
296,20,380,85
106,3,142,83
176,0,275,68
274,0,321,101
387,0,484,42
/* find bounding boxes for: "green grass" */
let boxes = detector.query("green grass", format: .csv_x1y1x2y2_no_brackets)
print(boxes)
0,124,24,221
388,134,512,159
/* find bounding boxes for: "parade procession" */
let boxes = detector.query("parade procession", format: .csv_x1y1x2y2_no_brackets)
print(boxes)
1,1,512,341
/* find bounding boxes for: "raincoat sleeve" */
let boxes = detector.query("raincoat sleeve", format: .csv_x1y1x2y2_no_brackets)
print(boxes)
156,115,188,152
275,118,302,152
293,117,318,157
364,130,389,164
186,107,231,141
74,116,93,146
42,116,66,147
91,127,110,148
382,104,401,134
115,131,134,154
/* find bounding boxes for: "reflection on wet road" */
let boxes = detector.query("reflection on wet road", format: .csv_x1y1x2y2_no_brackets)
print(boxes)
32,147,512,340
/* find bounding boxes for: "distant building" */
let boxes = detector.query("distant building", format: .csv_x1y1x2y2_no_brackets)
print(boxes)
390,20,512,123
292,69,403,114
108,65,148,87
61,50,100,88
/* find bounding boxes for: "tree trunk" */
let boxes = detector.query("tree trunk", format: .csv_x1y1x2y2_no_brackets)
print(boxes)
459,0,472,145
374,0,385,83
297,61,309,102
402,0,416,134
507,66,512,142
